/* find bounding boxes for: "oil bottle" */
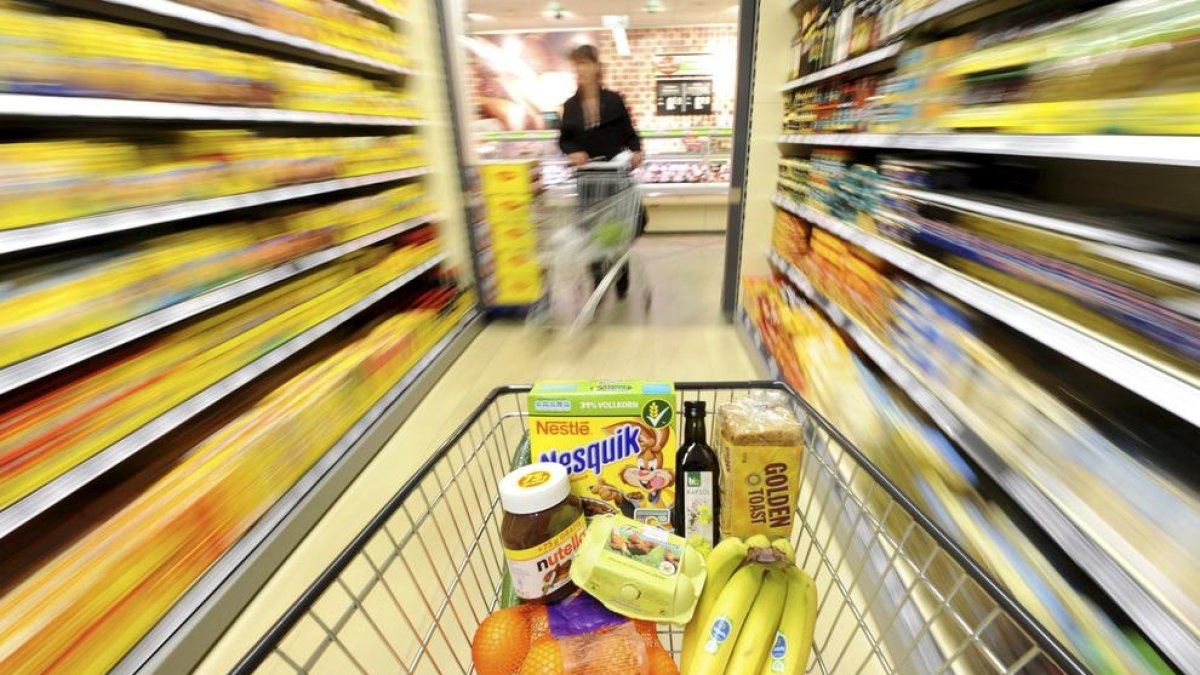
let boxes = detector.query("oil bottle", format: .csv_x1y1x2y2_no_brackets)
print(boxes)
674,400,720,551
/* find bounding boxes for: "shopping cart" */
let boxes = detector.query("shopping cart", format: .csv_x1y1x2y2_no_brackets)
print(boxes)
235,382,1087,675
531,158,651,331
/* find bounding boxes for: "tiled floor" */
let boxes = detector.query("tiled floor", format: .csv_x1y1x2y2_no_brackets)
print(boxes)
198,233,758,673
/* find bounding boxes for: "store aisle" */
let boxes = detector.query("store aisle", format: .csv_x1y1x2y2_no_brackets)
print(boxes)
198,257,757,672
595,234,728,326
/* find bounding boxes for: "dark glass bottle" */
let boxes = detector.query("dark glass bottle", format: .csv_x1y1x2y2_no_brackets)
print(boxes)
674,401,720,551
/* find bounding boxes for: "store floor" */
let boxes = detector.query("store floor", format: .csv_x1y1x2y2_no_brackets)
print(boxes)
198,234,758,672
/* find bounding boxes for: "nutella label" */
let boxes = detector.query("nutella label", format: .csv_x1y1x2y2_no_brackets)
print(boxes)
504,514,586,600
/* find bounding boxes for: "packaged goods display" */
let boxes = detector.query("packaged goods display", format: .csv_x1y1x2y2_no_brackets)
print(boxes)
790,0,898,81
0,1,419,116
776,151,1200,374
0,132,422,230
0,185,431,368
0,289,471,674
785,0,1200,135
528,381,678,528
0,0,478,671
476,161,544,308
741,277,1175,673
174,0,410,65
0,239,440,509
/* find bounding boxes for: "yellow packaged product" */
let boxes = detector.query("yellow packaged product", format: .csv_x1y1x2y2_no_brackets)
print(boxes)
529,380,677,528
716,391,805,539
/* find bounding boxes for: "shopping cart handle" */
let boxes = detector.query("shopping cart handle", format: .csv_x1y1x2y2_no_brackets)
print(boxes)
577,156,631,171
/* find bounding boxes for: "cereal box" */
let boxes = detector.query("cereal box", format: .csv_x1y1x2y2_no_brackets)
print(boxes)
529,381,677,529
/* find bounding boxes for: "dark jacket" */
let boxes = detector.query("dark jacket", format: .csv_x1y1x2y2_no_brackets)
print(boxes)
559,89,642,160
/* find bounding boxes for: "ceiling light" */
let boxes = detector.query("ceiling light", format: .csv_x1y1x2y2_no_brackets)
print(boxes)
644,0,666,12
544,1,571,20
603,15,631,56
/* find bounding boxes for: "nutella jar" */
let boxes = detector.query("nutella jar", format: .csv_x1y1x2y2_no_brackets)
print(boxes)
499,463,586,604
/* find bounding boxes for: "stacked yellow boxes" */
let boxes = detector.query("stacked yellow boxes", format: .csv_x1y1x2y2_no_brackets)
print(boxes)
480,161,543,306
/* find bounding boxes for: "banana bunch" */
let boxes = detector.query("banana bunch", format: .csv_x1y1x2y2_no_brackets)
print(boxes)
681,535,818,675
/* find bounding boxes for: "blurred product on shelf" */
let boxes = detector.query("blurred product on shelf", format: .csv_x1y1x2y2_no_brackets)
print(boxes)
0,184,432,368
786,0,1200,134
790,0,898,80
0,287,470,674
783,76,881,134
475,161,543,308
0,133,424,231
741,277,1175,674
779,150,1200,372
176,0,409,64
0,1,418,115
0,236,440,510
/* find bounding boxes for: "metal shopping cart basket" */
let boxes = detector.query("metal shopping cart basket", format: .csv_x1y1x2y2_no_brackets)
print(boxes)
235,382,1087,675
531,159,651,331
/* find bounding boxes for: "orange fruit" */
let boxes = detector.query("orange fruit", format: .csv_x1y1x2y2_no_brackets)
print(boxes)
472,607,531,675
519,640,565,675
647,648,678,675
527,604,552,644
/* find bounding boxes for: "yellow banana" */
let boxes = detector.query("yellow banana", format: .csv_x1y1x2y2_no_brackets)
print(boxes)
726,568,789,675
771,538,796,566
745,534,770,552
682,536,748,671
760,566,817,675
690,564,766,675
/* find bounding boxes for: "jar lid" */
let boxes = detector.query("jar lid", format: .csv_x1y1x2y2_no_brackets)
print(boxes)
499,462,571,515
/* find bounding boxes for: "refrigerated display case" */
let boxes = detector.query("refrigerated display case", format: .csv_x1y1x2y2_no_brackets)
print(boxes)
477,128,733,232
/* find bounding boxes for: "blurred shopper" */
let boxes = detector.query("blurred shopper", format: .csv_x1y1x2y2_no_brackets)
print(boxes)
559,44,647,299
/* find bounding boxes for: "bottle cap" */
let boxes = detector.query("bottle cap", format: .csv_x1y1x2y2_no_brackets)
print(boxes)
499,462,571,514
683,400,707,417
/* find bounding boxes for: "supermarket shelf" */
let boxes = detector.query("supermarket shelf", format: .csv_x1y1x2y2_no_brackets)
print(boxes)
479,128,733,142
0,253,446,541
891,187,1200,290
339,0,408,22
771,194,1200,426
0,168,430,255
0,93,422,126
56,0,414,76
765,249,1200,670
737,308,781,380
539,153,730,166
119,308,482,675
776,132,1200,167
0,214,435,397
887,186,1160,250
639,182,730,196
891,0,1007,33
781,43,902,91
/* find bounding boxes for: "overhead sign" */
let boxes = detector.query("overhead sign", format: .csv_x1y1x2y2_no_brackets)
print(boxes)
652,53,713,80
656,79,714,116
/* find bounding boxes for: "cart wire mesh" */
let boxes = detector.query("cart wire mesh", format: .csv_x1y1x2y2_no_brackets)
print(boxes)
234,382,1088,675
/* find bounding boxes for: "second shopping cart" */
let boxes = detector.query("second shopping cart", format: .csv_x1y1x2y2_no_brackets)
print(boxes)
533,157,652,330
